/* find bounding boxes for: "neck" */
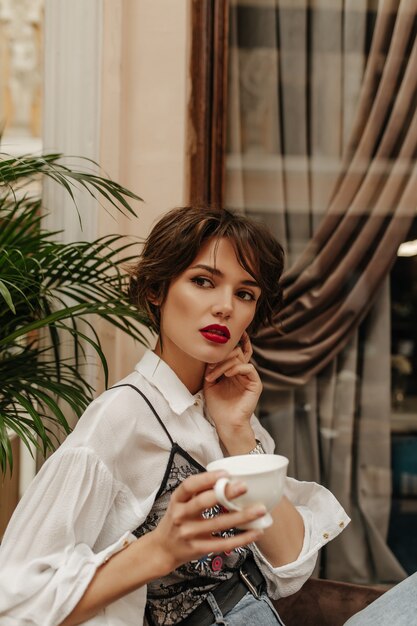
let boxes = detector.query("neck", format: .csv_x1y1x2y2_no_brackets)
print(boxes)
153,339,205,395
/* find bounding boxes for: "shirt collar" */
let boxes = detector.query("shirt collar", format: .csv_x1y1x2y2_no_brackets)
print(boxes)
135,349,202,415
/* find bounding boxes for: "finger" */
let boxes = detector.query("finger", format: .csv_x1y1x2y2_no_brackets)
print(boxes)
195,528,264,555
205,356,242,382
222,363,260,383
192,503,268,537
172,470,228,504
205,347,244,377
240,331,253,362
231,345,246,363
224,479,245,502
182,480,248,518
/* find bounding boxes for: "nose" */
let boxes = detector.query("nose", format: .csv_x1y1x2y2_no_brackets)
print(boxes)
211,291,233,318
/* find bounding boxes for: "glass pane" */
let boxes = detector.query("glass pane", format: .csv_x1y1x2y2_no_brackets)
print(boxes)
225,0,416,584
389,218,417,574
0,0,44,150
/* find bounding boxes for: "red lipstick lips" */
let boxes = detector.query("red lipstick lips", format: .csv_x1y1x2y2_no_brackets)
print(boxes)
199,324,230,344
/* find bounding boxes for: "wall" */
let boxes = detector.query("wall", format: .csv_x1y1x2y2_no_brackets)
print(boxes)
43,0,190,390
5,0,192,492
97,0,190,387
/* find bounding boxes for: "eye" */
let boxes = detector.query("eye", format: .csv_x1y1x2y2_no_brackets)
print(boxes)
191,276,213,288
237,290,256,302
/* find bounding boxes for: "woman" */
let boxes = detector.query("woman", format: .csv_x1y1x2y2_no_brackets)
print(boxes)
0,206,349,626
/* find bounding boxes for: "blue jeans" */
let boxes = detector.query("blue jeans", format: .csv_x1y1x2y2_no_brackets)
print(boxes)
344,572,417,625
206,590,285,625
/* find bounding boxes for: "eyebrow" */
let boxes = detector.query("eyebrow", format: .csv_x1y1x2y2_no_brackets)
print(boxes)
190,264,261,288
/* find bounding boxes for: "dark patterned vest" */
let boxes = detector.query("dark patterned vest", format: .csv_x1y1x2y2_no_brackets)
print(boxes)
113,384,251,626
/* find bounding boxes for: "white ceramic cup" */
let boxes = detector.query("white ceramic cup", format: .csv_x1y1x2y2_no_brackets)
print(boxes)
206,454,289,530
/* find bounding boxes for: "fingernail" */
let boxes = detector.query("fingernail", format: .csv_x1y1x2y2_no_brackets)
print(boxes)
214,470,228,478
230,481,247,493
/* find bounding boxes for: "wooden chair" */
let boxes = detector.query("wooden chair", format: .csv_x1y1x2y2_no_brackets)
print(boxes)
273,577,386,626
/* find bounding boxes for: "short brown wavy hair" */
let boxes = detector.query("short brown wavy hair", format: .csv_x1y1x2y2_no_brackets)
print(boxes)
128,206,284,335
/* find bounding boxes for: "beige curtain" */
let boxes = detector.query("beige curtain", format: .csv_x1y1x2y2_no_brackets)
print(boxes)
226,0,416,582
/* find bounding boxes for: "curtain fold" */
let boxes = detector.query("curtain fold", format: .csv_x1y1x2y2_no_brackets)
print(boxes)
253,0,417,387
226,0,416,582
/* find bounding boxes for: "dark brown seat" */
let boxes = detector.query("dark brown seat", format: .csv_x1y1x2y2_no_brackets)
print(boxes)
273,577,386,626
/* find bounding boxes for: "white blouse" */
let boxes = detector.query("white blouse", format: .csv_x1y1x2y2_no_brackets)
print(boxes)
0,350,350,626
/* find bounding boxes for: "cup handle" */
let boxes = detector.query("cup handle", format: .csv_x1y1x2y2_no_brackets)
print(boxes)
214,477,242,512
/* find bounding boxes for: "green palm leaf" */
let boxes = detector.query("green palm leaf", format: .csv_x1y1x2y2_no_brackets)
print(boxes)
0,152,151,475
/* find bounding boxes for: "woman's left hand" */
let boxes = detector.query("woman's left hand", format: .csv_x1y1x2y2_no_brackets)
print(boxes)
203,332,262,453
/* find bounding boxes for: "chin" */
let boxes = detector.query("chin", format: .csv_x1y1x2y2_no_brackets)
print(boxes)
203,346,233,362
187,344,224,362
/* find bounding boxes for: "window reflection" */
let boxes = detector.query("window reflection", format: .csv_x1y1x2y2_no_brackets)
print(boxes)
389,220,417,574
225,0,417,583
0,0,43,141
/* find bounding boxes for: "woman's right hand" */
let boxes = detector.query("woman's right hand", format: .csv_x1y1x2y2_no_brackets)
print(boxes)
147,470,266,576
60,471,266,626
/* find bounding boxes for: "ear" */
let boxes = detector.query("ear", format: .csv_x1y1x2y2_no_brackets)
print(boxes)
147,289,161,306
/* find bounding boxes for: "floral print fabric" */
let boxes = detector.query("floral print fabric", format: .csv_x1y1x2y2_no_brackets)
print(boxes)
133,444,250,625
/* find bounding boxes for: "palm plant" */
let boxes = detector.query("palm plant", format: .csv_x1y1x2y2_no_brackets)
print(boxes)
0,153,150,474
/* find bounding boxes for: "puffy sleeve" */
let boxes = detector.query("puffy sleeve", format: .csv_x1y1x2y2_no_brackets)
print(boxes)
0,446,138,626
249,415,351,598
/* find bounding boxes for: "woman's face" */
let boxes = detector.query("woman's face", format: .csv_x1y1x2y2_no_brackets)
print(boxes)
155,237,261,380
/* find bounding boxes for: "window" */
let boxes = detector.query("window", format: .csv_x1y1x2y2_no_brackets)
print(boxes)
189,0,417,583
